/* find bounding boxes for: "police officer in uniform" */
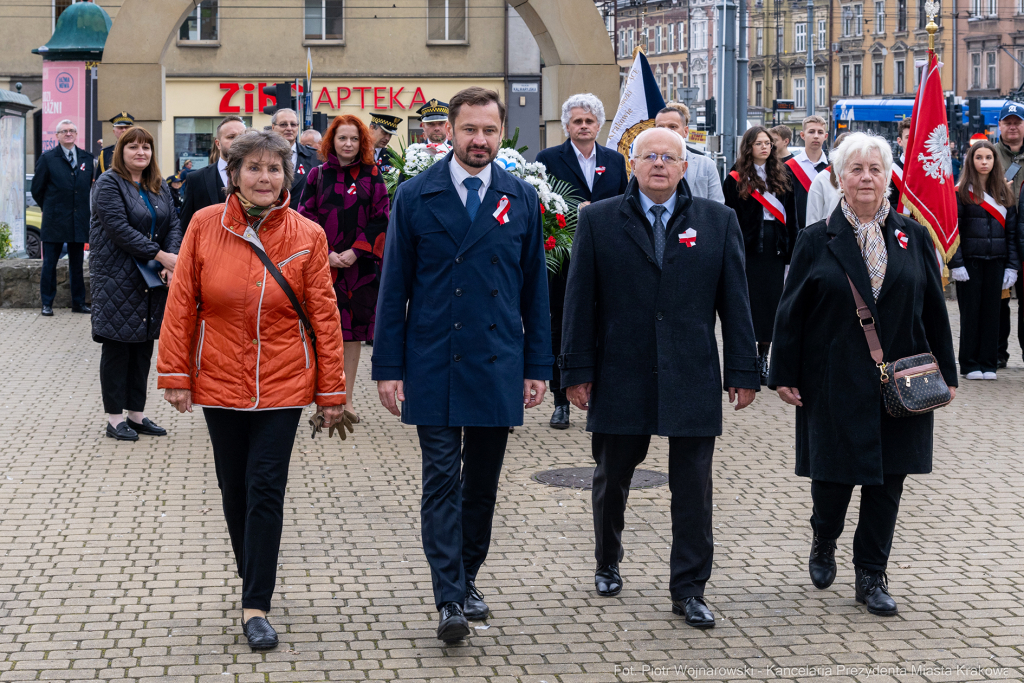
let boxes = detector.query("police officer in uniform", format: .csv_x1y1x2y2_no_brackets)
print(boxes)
94,112,134,179
417,99,451,145
369,113,403,171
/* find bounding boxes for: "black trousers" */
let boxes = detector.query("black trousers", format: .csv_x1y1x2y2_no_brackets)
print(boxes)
810,474,907,572
956,258,1004,374
998,267,1024,364
41,241,86,308
203,407,302,612
549,306,568,407
591,433,716,600
99,340,154,414
416,425,509,609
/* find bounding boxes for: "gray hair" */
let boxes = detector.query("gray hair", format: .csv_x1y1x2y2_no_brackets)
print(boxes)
224,130,294,200
830,132,893,194
631,127,686,161
56,119,76,132
270,108,298,126
300,129,322,145
560,93,606,137
216,115,245,137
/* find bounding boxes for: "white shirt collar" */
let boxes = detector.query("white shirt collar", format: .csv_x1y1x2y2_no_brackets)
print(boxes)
638,188,677,222
217,157,228,172
449,156,492,205
796,148,824,166
571,140,597,161
754,163,767,180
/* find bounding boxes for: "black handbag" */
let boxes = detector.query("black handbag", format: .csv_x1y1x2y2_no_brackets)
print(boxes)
134,258,166,288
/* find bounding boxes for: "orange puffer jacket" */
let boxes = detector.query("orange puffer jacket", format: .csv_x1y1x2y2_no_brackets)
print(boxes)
157,192,346,410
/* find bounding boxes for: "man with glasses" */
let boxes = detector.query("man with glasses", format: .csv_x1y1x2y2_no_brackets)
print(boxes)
31,119,94,316
559,127,757,629
270,108,318,209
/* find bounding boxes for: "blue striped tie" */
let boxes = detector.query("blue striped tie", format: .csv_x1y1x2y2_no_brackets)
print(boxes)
463,177,483,221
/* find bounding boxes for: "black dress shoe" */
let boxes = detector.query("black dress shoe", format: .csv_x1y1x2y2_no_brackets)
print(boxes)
126,417,167,436
595,564,622,596
672,596,716,628
242,616,279,650
437,602,470,643
549,404,570,429
71,304,91,314
809,535,837,589
41,305,53,317
998,357,1008,369
105,422,139,442
463,580,489,621
855,567,898,616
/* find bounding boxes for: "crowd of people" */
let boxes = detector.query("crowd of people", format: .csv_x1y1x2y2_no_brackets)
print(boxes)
25,85,1024,652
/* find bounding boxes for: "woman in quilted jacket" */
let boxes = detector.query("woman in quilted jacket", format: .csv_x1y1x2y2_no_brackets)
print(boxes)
157,130,349,651
298,114,389,420
89,126,182,442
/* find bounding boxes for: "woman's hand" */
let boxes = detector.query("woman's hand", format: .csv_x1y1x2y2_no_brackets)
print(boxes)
337,249,358,268
328,252,346,269
160,269,172,285
320,404,346,426
155,250,178,272
776,386,803,407
164,388,192,413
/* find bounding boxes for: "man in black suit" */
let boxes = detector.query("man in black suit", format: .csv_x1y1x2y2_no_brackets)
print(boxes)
179,115,246,230
270,108,318,209
94,111,133,180
559,128,758,628
535,93,628,430
31,119,94,316
888,117,911,213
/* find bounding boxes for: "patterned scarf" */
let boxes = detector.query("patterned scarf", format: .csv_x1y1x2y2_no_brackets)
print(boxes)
235,191,279,230
841,198,889,301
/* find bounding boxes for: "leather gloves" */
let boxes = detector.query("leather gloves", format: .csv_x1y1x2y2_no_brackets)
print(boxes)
949,267,969,282
1003,268,1019,290
309,407,359,440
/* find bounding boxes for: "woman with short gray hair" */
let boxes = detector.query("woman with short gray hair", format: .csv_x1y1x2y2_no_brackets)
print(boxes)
768,132,956,617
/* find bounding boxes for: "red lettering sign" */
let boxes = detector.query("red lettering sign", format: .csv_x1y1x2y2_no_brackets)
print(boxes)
374,86,387,109
390,87,406,109
316,86,334,109
337,86,351,104
220,82,437,112
410,87,427,107
219,83,241,113
243,83,255,113
353,86,371,108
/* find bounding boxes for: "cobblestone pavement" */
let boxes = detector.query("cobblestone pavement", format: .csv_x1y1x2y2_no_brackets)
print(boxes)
0,303,1022,683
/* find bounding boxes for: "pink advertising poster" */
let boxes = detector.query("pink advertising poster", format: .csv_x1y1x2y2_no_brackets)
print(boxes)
41,61,86,152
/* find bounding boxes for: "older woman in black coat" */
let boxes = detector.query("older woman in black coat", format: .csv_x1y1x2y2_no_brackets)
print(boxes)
769,132,956,617
90,127,181,441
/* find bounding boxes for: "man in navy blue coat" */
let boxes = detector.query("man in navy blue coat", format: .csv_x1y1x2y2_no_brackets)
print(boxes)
534,94,628,430
373,88,552,644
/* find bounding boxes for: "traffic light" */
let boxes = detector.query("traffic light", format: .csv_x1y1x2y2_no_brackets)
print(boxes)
311,111,329,134
705,97,716,135
967,97,984,136
262,82,294,117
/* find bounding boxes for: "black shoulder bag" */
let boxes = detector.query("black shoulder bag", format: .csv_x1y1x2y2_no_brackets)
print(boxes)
246,242,318,356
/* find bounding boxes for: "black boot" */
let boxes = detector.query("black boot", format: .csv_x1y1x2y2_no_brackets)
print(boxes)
808,535,837,589
855,567,898,616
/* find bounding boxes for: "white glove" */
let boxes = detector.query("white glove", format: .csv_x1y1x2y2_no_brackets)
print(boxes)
1003,268,1019,290
949,267,970,282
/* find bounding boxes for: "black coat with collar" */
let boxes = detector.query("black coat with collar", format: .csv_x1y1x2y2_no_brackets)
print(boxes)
31,145,95,243
722,168,799,263
784,155,829,230
767,204,957,485
291,143,319,210
178,162,225,231
559,178,760,438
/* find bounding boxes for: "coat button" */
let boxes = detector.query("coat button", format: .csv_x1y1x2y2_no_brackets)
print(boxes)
656,312,664,320
252,339,258,345
250,397,256,402
489,323,496,330
491,289,498,296
455,288,463,296
455,256,464,264
454,354,461,361
491,255,498,264
454,322,462,330
489,355,497,362
256,281,262,286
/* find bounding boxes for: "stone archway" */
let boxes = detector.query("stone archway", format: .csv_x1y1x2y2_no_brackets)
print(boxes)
99,0,619,146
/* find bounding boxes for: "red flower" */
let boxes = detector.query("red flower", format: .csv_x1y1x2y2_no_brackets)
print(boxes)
544,236,557,251
556,213,566,229
539,203,546,214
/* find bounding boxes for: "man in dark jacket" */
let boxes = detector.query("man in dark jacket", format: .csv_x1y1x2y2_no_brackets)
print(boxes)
31,119,93,316
535,93,628,430
270,108,318,209
179,115,246,230
559,128,758,629
996,102,1024,366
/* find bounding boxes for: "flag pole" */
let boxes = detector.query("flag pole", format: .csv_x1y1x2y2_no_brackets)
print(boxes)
925,1,938,56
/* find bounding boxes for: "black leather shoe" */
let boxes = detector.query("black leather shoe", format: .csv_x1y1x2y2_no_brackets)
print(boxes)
595,565,622,596
463,580,489,621
855,567,897,616
106,422,139,442
549,404,570,429
809,535,837,589
672,596,716,628
998,357,1008,369
126,417,167,436
71,304,91,314
41,305,53,317
437,602,470,643
242,616,278,650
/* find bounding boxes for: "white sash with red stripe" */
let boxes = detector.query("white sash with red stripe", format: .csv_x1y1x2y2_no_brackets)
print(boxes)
968,185,1007,228
730,170,786,223
785,157,820,193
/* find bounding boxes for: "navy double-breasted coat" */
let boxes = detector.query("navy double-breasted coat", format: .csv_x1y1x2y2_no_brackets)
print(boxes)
371,154,553,426
31,145,94,244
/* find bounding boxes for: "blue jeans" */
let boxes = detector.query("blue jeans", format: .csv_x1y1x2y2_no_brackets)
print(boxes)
41,241,86,307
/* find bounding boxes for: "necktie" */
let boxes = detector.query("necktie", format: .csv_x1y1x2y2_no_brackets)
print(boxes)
650,204,668,266
66,150,74,168
463,176,483,221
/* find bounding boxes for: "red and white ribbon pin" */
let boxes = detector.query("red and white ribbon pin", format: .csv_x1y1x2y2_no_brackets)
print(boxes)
347,184,357,195
595,166,606,175
79,162,86,172
679,228,697,247
493,195,511,225
896,230,908,249
297,164,305,175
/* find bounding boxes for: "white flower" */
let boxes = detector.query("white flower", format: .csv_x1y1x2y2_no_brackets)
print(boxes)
496,148,528,177
401,143,442,177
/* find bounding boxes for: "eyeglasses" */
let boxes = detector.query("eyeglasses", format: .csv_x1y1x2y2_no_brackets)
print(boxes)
752,141,773,148
636,153,683,165
276,122,299,129
57,129,76,135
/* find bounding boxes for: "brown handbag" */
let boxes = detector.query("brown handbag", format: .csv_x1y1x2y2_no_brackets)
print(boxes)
845,275,952,418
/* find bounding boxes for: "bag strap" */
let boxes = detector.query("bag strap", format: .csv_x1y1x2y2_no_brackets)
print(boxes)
829,226,888,380
246,241,317,346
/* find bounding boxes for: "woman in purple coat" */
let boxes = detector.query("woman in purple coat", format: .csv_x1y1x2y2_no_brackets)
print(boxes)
298,114,390,420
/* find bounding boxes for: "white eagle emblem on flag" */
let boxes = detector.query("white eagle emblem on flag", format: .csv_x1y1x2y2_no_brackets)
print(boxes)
917,124,953,184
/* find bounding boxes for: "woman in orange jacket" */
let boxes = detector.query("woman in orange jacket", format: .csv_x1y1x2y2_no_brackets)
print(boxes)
157,130,350,651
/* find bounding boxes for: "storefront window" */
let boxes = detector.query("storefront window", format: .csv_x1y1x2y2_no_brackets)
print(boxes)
174,116,251,172
428,0,467,42
180,0,218,42
305,0,344,41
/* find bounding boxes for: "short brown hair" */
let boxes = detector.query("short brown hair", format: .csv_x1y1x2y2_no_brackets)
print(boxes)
661,102,691,126
897,118,912,138
770,124,793,143
448,87,506,127
802,115,827,127
111,127,163,194
225,130,294,201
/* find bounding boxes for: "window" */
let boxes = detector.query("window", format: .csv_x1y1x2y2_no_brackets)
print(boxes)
692,19,708,51
669,24,675,52
661,74,668,98
897,0,907,30
854,63,862,94
304,0,343,41
970,52,981,87
970,0,981,14
918,0,927,27
53,0,74,31
896,58,906,92
855,5,863,35
179,0,218,42
875,1,885,32
843,7,852,36
817,76,826,106
795,23,806,52
618,30,625,57
1018,0,1024,14
428,0,467,42
987,51,997,88
1019,49,1024,82
874,61,883,93
842,64,851,95
988,0,997,14
755,80,763,107
795,78,806,108
649,28,655,51
818,19,827,48
756,28,764,55
679,22,687,50
628,29,635,54
656,25,663,53
174,116,252,173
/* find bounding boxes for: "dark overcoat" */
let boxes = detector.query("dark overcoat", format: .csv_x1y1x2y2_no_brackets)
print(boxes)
371,154,553,427
179,162,225,231
767,204,958,485
290,143,319,210
31,145,94,243
89,171,183,343
722,170,798,260
558,178,760,437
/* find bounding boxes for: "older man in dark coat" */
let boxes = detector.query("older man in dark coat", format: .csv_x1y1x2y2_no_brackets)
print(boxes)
559,127,759,629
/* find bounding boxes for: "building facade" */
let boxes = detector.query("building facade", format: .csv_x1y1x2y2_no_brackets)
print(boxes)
955,4,1024,99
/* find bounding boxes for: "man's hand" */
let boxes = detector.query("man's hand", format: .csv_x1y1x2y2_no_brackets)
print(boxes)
728,387,756,411
776,386,803,407
566,383,592,411
338,249,358,268
377,380,405,417
164,388,192,413
524,379,546,409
